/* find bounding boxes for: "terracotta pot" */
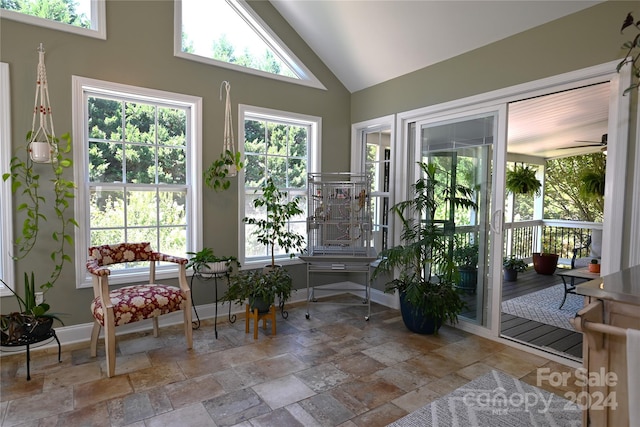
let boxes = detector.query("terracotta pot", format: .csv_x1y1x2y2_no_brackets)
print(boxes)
532,252,559,275
588,263,601,274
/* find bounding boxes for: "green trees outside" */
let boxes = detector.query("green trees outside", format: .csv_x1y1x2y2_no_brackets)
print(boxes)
1,0,90,27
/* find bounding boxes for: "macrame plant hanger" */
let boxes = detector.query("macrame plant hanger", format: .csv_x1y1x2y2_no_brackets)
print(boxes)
220,80,238,177
29,43,57,164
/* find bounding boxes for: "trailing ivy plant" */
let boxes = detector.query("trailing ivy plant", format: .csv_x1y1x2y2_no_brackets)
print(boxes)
203,149,244,191
2,132,77,302
618,12,640,95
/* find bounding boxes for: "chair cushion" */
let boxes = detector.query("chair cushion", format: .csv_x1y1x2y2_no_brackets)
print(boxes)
91,284,185,327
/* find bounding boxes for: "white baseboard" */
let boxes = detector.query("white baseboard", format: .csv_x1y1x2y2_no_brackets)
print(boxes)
1,282,397,356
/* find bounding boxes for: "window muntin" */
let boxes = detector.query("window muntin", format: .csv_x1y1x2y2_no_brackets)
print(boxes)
74,77,201,287
240,106,320,265
365,130,391,252
175,0,325,90
0,0,106,39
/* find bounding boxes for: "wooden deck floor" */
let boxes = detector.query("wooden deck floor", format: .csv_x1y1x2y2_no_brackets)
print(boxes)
500,268,583,360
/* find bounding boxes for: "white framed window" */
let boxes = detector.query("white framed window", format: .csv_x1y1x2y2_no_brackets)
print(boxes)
239,105,321,266
351,116,395,254
0,62,14,296
0,0,106,39
73,77,202,288
174,0,325,90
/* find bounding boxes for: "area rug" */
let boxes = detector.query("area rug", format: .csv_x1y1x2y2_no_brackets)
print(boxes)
387,370,580,427
501,284,582,331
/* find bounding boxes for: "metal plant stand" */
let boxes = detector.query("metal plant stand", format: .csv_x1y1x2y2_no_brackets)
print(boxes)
190,271,235,339
1,330,61,380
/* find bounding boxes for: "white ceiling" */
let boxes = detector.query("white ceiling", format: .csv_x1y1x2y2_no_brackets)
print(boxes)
271,0,602,93
270,0,609,159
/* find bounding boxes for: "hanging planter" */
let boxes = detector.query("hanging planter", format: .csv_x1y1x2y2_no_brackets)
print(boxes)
28,44,57,164
506,164,542,196
204,81,243,191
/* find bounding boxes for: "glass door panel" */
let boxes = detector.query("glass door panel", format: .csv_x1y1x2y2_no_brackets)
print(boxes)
418,113,496,326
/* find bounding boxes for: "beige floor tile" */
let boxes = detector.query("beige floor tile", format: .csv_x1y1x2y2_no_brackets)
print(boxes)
252,374,316,409
74,375,133,408
3,386,74,427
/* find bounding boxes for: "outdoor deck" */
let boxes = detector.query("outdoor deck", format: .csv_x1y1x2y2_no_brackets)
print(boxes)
500,268,583,360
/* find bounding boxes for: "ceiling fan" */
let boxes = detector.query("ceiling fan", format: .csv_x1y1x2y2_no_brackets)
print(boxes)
563,133,608,150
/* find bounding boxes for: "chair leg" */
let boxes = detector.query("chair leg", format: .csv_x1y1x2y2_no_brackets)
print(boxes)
90,321,101,358
104,308,117,377
152,317,159,338
183,307,193,349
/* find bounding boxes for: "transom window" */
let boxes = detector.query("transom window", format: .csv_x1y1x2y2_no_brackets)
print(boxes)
73,77,201,287
175,0,325,90
240,105,320,265
0,0,106,39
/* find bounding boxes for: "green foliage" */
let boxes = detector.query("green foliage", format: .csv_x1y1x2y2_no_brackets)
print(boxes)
545,153,605,222
243,177,305,267
503,255,528,272
373,162,478,327
618,12,640,95
506,164,541,196
1,0,90,28
203,149,243,191
222,267,293,307
3,132,78,294
186,248,239,273
452,243,479,268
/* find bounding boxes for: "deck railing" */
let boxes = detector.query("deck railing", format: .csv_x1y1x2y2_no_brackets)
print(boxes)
504,219,602,264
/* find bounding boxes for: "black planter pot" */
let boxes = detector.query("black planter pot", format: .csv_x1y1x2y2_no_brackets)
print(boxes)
503,268,518,282
1,314,54,345
248,296,272,314
399,291,441,335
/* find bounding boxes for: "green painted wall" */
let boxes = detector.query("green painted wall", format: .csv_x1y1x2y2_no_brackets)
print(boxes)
0,0,351,325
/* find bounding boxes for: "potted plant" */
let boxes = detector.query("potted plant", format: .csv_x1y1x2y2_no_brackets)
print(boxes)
221,267,293,313
452,242,479,293
588,258,601,274
1,132,76,344
506,164,542,196
373,162,477,334
532,252,559,275
186,247,239,275
203,149,244,192
502,255,528,282
243,177,306,269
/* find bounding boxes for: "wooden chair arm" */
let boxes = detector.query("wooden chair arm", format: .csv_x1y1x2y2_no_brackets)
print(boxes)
86,259,111,276
153,252,188,265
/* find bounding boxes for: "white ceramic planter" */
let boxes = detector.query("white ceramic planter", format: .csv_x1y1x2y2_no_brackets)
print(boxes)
199,261,229,274
29,141,52,163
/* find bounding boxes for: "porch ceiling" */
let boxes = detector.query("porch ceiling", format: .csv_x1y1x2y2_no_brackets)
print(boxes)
507,83,610,160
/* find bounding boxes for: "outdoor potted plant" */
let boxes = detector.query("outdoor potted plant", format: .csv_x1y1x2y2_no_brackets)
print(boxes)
452,242,479,293
1,132,76,344
502,255,528,282
373,162,477,334
532,252,559,275
588,258,601,274
506,164,542,196
186,247,239,275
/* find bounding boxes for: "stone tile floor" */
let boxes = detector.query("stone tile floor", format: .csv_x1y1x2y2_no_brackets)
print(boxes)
0,295,580,426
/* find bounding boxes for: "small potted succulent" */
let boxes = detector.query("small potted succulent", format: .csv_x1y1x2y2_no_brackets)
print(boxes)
588,258,601,274
502,255,528,282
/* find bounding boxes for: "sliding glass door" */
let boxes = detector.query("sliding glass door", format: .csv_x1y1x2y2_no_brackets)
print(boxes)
416,109,504,326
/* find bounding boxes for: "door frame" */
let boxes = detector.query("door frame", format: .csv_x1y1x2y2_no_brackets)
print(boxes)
396,60,631,339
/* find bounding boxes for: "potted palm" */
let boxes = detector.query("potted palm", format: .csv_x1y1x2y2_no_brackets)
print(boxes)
1,132,76,345
373,162,477,334
502,255,528,282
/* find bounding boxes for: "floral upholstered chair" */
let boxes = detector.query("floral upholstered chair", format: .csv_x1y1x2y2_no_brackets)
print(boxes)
86,242,193,377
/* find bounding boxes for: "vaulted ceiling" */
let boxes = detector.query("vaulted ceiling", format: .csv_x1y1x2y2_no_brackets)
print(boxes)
270,0,609,159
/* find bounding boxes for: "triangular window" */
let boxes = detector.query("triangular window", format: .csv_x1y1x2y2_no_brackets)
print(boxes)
176,0,325,90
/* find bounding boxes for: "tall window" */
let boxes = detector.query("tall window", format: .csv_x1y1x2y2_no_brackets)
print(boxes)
0,0,106,39
73,77,202,287
240,105,320,266
351,117,394,254
175,0,324,90
0,62,13,295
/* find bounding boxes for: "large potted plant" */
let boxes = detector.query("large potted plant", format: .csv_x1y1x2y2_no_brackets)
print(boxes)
221,267,293,313
373,162,477,334
1,132,76,344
